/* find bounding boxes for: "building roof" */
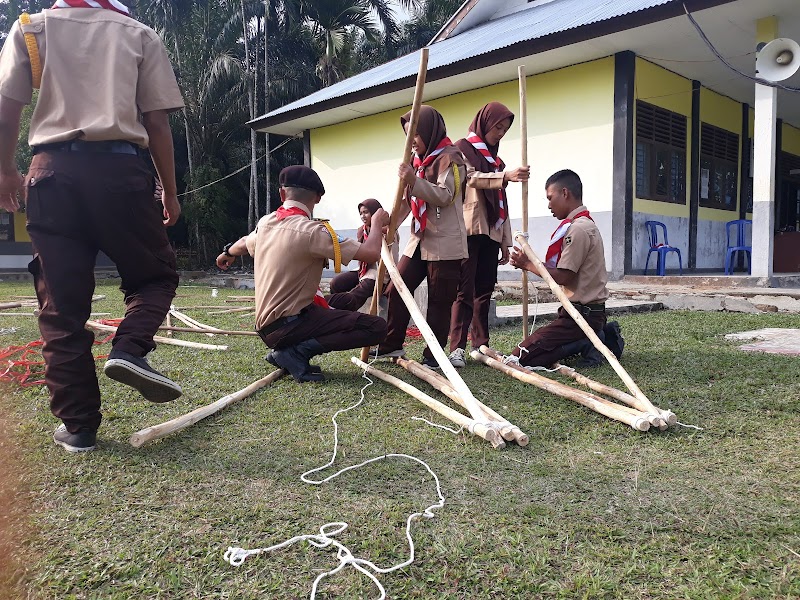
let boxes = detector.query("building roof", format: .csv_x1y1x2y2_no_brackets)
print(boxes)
253,0,798,135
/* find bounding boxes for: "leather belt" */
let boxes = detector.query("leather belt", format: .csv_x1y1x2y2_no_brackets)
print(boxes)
572,302,606,313
32,140,140,155
258,313,301,337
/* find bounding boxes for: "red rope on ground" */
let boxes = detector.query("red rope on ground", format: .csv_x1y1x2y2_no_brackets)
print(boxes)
406,327,423,339
0,326,116,388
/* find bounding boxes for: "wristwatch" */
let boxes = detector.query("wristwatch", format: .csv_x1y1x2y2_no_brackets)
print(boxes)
222,242,235,257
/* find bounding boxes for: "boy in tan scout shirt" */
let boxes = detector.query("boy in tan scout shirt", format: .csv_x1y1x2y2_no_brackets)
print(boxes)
0,2,184,453
219,166,389,383
508,169,623,368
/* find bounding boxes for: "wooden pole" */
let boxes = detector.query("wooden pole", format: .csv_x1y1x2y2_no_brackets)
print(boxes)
518,65,529,340
0,302,23,311
471,350,650,431
169,309,215,337
360,47,430,362
129,369,286,447
395,357,529,446
513,234,665,426
351,357,505,449
553,363,677,426
165,311,173,337
378,241,497,432
85,320,228,351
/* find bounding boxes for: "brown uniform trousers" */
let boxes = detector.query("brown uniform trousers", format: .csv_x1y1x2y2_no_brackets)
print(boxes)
513,306,606,367
326,270,375,312
26,150,178,433
449,234,500,351
258,303,386,352
380,246,461,360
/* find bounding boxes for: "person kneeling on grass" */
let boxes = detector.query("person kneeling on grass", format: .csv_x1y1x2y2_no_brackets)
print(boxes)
506,169,624,369
219,166,389,383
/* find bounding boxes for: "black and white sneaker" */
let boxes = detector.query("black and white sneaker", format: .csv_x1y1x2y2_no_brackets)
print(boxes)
53,424,96,453
372,347,406,360
103,350,182,403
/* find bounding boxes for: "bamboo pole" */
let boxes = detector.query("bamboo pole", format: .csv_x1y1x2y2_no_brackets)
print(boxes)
351,357,505,449
165,311,173,337
471,350,650,431
378,241,497,432
169,309,215,337
518,65,529,340
553,363,677,426
513,234,664,426
129,369,286,447
395,356,529,446
207,306,257,315
360,47,430,362
0,302,23,311
85,320,228,351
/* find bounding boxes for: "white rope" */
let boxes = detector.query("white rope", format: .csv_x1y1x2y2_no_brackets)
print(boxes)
225,364,446,600
676,422,704,431
411,416,463,434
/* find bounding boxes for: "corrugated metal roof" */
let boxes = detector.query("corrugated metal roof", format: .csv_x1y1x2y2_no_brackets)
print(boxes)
258,0,675,122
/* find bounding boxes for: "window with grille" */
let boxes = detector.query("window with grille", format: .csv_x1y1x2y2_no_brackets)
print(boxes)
0,212,14,242
635,101,687,204
699,123,739,210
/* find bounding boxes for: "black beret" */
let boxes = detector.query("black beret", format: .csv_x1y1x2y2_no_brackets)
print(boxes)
279,165,325,196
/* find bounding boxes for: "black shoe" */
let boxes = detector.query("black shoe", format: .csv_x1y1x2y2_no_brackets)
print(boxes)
103,349,182,403
268,340,326,383
421,355,441,370
577,345,605,368
53,424,96,453
266,352,321,374
602,321,625,359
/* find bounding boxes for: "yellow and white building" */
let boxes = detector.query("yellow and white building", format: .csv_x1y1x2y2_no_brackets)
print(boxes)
253,0,800,279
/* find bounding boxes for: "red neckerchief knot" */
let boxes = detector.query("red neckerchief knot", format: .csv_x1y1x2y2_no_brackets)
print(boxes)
545,210,592,268
409,137,452,234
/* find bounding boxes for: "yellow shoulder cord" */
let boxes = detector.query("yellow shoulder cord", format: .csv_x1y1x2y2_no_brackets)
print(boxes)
19,14,42,90
451,163,461,205
318,220,343,273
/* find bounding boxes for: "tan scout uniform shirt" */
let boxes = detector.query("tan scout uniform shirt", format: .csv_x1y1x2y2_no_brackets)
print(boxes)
0,9,184,147
463,167,513,246
395,160,469,261
556,205,609,305
246,201,362,330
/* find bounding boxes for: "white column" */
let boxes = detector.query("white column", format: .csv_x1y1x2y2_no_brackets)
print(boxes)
750,82,777,279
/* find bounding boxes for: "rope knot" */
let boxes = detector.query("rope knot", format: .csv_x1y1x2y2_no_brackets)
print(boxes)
224,547,253,567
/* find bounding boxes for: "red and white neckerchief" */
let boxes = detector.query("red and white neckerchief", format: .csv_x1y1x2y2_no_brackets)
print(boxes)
51,0,131,16
275,205,331,309
545,210,592,268
466,131,507,229
410,137,453,234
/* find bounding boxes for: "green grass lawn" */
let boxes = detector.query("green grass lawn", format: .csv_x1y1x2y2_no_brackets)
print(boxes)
1,280,799,599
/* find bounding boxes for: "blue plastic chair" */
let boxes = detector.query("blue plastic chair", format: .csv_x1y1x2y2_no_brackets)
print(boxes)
724,219,752,275
644,221,683,276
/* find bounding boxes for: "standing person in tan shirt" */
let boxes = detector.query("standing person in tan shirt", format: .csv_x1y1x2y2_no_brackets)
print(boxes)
447,102,529,368
375,105,468,369
219,166,389,383
507,169,622,368
0,2,185,452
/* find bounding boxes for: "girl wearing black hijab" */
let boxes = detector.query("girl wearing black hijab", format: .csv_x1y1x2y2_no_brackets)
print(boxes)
447,102,530,367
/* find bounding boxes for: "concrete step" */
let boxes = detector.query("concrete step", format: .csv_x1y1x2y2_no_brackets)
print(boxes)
492,299,663,326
